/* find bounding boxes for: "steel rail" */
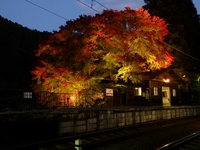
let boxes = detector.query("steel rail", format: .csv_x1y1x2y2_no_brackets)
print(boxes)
157,131,200,150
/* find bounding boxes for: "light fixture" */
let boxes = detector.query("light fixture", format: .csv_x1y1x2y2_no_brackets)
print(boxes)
163,79,170,83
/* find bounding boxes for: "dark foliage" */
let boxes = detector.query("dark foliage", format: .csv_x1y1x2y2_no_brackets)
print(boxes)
0,16,50,89
143,0,200,74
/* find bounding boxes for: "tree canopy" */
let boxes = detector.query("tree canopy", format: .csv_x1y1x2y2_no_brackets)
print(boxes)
31,7,173,95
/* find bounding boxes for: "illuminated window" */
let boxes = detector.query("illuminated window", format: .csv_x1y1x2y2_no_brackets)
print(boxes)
172,89,176,97
154,87,158,96
135,87,142,96
23,92,32,98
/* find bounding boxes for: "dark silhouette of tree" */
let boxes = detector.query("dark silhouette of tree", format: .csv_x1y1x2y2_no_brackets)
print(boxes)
0,16,49,89
143,0,200,69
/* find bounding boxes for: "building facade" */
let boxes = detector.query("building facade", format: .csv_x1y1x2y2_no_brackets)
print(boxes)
124,68,186,106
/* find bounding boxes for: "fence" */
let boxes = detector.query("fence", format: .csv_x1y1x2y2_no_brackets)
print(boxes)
0,89,42,111
0,89,106,111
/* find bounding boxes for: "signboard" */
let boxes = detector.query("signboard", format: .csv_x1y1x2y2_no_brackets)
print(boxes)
106,88,113,96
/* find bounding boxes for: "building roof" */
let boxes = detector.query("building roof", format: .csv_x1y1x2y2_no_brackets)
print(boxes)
142,67,187,84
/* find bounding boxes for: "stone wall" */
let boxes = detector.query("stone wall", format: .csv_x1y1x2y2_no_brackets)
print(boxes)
57,106,200,136
0,106,199,140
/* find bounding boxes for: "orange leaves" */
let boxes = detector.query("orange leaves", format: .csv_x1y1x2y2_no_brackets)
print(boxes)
32,6,173,94
135,7,150,19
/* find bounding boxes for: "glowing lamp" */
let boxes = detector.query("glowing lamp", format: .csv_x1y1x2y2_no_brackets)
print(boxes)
70,95,76,101
163,79,170,83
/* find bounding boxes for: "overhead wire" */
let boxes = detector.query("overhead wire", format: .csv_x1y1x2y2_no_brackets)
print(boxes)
25,0,106,18
93,0,108,9
77,0,100,13
162,41,200,62
25,0,68,21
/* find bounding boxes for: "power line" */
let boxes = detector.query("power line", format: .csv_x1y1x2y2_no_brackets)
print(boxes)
93,0,108,10
77,0,108,13
77,0,100,13
25,0,68,21
162,41,200,62
25,0,107,20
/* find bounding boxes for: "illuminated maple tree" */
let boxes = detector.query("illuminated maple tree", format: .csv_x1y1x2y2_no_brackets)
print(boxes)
31,7,173,106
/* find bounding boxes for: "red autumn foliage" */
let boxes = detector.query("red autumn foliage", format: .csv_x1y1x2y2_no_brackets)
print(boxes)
32,7,173,96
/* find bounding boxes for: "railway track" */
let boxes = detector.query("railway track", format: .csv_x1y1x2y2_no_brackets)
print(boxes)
2,117,200,150
157,131,200,150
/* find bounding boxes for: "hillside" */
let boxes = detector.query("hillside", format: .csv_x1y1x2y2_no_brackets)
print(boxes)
0,16,50,89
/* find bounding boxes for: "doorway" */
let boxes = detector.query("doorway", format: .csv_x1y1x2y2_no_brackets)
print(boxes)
162,86,171,106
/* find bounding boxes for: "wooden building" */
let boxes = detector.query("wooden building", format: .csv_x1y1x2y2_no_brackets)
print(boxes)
125,68,186,106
